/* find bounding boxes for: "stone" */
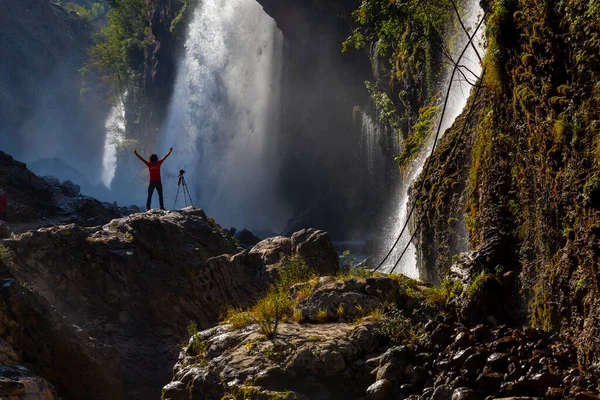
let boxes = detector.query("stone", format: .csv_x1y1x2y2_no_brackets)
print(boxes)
0,378,25,396
162,381,187,400
291,229,339,275
491,336,522,353
545,387,564,399
250,236,292,265
487,352,510,372
471,325,492,342
463,353,487,372
432,384,452,400
453,332,472,349
574,393,600,400
431,324,455,347
476,371,503,391
366,379,392,400
451,387,481,400
365,276,400,302
529,372,560,393
452,347,476,367
296,283,381,322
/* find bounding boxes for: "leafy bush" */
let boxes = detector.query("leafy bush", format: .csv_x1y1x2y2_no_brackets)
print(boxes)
278,254,313,290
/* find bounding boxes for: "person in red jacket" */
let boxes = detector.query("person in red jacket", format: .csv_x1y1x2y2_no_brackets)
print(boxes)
134,147,173,211
0,190,7,222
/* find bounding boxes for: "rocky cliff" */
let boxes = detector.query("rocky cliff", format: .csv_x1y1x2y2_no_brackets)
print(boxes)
0,0,108,181
413,0,600,366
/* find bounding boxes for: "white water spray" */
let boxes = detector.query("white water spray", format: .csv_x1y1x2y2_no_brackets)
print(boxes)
101,95,126,189
159,0,287,230
378,0,486,278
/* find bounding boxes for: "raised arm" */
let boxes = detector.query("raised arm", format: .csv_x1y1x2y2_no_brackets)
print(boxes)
160,147,173,162
134,149,149,165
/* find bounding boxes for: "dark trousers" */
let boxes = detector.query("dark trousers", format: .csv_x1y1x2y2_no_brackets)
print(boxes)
147,181,165,211
0,213,6,221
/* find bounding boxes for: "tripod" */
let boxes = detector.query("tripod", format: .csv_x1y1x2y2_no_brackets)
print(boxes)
173,170,194,209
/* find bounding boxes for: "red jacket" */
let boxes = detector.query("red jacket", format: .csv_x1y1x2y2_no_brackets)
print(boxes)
0,195,7,213
142,160,165,182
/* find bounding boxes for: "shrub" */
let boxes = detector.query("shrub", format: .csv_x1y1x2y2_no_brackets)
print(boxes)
186,321,206,359
424,278,463,306
278,254,312,290
252,289,294,339
376,307,422,345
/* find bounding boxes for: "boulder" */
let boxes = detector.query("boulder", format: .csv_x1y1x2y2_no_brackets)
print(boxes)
250,236,292,265
366,379,392,400
296,278,382,322
165,322,380,400
291,229,339,275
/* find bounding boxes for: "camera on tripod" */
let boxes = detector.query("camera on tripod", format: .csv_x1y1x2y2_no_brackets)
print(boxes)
174,169,194,209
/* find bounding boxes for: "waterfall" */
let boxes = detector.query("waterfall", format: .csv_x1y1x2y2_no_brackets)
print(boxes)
379,0,486,278
101,95,126,189
159,0,287,230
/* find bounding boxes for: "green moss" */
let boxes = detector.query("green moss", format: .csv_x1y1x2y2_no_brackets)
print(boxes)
465,271,495,298
397,104,440,172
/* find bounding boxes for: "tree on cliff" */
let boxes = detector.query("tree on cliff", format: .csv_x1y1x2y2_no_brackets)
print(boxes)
80,0,149,114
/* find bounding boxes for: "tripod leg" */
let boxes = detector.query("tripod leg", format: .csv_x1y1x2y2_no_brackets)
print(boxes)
182,178,194,208
173,185,181,210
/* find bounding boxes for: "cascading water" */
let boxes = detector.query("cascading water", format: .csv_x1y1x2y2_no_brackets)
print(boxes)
378,0,486,278
159,0,288,230
101,96,126,189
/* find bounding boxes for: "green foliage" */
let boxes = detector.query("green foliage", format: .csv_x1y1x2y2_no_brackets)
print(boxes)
584,175,600,206
63,1,107,21
396,104,440,172
376,307,422,345
82,0,149,109
365,81,402,130
170,0,190,36
253,289,294,339
278,254,313,290
529,279,552,331
223,256,316,338
465,271,494,298
343,0,453,57
424,278,462,306
186,321,206,359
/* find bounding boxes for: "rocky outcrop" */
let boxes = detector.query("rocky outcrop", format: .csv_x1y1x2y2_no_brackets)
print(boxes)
2,207,340,399
0,152,58,222
163,322,380,400
163,271,600,400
